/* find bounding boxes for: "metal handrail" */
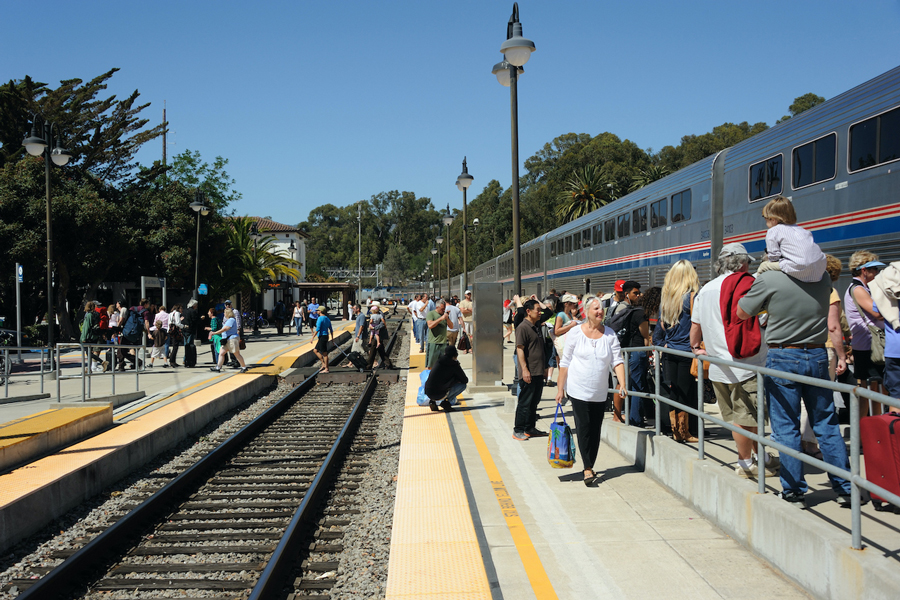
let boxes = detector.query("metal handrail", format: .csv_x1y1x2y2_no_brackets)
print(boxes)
0,345,55,398
620,344,899,550
55,342,147,403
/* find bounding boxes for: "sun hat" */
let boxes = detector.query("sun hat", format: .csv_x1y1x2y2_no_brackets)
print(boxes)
718,242,751,259
861,260,887,270
561,293,578,304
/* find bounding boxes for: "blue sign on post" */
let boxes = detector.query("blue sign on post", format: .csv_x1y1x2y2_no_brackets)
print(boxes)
17,265,23,282
198,284,208,296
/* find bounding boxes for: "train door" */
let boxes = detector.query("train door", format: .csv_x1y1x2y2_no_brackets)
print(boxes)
584,278,591,295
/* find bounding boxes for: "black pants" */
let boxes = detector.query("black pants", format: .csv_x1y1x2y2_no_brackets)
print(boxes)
663,354,697,435
168,339,180,366
515,376,545,433
367,330,390,368
275,317,284,335
570,397,606,471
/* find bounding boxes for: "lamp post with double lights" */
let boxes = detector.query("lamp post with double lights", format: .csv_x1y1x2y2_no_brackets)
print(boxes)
492,2,534,296
190,191,210,300
432,241,441,298
455,158,474,293
22,118,72,365
288,240,297,303
249,221,261,334
441,204,454,297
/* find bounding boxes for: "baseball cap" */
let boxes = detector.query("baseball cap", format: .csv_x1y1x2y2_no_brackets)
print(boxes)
614,280,626,292
224,299,232,305
317,305,327,313
861,260,887,270
465,290,472,295
561,293,578,303
718,242,751,259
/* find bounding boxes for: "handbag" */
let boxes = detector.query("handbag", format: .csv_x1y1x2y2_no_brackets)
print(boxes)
416,369,432,406
547,404,576,469
239,337,247,350
848,282,886,367
690,342,710,379
457,331,471,351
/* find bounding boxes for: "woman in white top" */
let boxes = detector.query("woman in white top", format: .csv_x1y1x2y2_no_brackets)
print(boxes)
167,304,183,367
556,296,627,486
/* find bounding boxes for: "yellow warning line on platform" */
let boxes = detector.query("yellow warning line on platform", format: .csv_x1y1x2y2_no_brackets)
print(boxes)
461,399,559,600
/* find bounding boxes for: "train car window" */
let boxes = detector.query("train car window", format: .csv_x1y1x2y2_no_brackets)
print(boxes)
604,218,616,242
849,107,900,172
651,199,667,228
793,133,836,189
550,241,556,257
617,213,630,237
881,108,900,164
633,206,648,233
592,224,602,245
749,156,782,201
565,235,572,253
573,231,581,249
582,228,591,248
671,189,693,222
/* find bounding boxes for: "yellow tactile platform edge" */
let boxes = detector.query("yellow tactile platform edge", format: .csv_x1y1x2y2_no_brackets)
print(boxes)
384,323,491,599
0,406,110,451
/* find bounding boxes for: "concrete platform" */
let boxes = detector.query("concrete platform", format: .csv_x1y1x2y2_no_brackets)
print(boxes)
387,323,900,599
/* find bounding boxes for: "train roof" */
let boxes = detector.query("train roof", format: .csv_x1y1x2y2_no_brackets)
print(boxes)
724,65,900,171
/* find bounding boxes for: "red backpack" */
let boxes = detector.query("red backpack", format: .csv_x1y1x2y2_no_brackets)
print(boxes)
96,306,110,330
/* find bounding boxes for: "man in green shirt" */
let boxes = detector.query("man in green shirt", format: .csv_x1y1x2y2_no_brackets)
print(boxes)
426,299,451,369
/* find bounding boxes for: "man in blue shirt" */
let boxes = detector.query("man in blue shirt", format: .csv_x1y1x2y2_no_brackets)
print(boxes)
313,305,333,373
308,298,319,330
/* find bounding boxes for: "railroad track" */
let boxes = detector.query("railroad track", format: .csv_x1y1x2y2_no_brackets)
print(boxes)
9,318,407,600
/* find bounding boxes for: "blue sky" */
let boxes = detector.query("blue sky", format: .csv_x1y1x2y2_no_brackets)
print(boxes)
3,1,898,227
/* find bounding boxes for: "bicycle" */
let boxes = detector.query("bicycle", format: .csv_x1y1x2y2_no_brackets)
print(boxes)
242,311,269,329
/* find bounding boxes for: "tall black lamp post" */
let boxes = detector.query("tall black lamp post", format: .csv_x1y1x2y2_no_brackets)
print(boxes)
249,221,261,334
190,191,210,300
23,119,71,365
288,240,297,303
442,204,454,296
455,158,474,293
491,2,534,296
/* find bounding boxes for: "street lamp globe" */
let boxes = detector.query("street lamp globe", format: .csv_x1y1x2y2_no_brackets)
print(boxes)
500,19,535,67
431,247,438,256
442,208,454,227
22,125,47,156
50,145,71,166
436,235,444,245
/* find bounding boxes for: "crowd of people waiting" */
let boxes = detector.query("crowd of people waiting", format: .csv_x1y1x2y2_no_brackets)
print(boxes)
480,195,898,502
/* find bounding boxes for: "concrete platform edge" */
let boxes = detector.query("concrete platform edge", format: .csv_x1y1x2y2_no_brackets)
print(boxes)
0,374,274,554
600,420,900,600
0,406,113,475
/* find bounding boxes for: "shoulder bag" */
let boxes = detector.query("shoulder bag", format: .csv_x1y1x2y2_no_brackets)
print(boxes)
849,282,886,367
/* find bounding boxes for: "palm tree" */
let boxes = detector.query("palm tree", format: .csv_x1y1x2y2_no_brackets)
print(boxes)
556,165,613,223
218,217,301,311
629,164,671,192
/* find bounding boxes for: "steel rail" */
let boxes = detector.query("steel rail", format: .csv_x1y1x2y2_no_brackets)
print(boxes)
248,374,379,599
18,369,320,600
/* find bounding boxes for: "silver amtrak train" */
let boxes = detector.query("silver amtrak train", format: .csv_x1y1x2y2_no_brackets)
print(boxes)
456,65,900,299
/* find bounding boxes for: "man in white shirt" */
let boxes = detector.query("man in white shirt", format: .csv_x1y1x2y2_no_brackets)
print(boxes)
444,299,464,348
689,243,770,477
412,294,427,353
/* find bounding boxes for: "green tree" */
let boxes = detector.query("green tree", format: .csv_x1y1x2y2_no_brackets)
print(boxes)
630,163,671,192
776,92,826,124
166,149,242,210
556,164,613,223
218,217,300,310
0,69,166,182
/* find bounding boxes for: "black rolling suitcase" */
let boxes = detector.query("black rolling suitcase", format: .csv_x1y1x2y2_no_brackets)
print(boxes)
184,342,197,368
336,345,368,372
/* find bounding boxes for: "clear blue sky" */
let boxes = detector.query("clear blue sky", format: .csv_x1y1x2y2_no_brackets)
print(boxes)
3,1,898,227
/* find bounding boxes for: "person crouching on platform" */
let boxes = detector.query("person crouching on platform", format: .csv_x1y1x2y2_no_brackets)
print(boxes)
424,345,468,412
313,305,334,373
556,295,627,485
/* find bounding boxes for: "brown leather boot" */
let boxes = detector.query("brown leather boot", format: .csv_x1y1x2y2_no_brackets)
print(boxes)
677,411,699,443
670,410,684,442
